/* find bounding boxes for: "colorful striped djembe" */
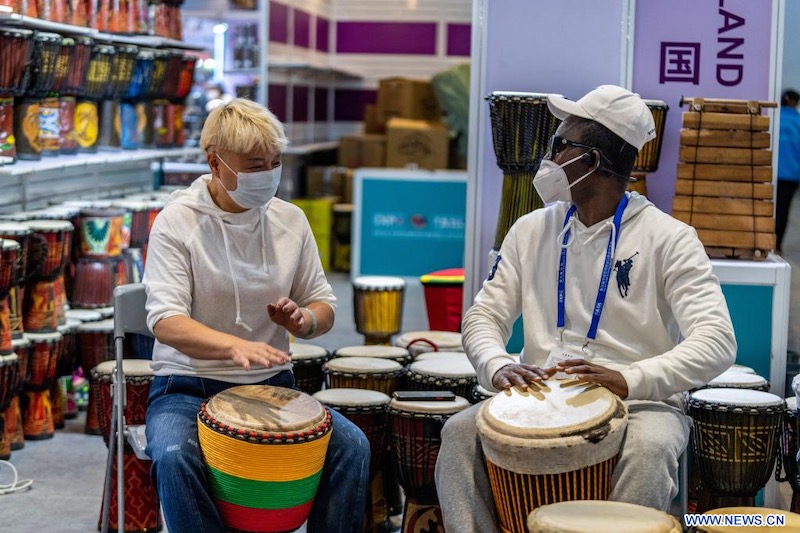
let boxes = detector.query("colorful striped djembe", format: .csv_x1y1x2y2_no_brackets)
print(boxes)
476,382,628,533
197,385,333,532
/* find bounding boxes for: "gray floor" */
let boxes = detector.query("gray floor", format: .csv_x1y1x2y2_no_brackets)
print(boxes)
2,271,429,533
6,202,800,531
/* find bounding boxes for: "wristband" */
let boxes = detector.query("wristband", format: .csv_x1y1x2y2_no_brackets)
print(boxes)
300,307,317,338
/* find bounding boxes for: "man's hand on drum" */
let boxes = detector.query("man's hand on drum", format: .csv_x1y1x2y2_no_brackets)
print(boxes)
557,359,629,398
267,297,307,337
492,363,555,390
229,338,291,371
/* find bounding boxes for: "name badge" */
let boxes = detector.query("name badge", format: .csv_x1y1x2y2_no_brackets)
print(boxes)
544,343,590,379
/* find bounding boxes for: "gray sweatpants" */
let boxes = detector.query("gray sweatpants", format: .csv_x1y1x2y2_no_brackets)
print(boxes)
433,397,689,533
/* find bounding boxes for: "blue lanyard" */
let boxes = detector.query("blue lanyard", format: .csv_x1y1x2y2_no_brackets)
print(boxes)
557,194,629,344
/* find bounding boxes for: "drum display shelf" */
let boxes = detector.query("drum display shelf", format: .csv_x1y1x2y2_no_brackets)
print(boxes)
0,8,205,51
0,147,203,213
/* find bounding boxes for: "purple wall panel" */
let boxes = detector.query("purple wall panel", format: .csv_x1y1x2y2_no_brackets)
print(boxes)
268,84,288,122
294,8,311,48
270,1,289,44
336,22,437,55
447,23,471,56
293,85,310,122
314,87,328,122
316,16,330,52
334,88,378,121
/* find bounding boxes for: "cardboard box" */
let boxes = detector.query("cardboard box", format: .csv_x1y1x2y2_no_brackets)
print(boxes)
364,104,385,134
378,77,441,122
338,135,386,168
305,167,354,203
386,118,450,170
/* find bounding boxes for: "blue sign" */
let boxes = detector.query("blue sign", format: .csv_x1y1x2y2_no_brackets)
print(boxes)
353,170,467,278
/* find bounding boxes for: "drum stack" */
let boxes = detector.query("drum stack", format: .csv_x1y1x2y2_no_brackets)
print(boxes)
98,44,139,151
141,49,171,149
0,29,34,165
56,36,93,155
672,97,777,260
15,32,62,161
151,51,185,148
0,238,20,457
120,48,155,151
627,100,668,196
486,92,560,251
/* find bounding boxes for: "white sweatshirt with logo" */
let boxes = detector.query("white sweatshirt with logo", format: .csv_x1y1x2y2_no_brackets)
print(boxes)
143,174,336,383
463,192,736,401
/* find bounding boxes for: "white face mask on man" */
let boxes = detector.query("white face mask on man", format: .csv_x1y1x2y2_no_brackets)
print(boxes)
532,153,594,204
216,155,282,209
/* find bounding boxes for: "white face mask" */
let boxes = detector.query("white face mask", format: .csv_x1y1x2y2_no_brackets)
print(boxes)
217,155,281,209
532,153,593,204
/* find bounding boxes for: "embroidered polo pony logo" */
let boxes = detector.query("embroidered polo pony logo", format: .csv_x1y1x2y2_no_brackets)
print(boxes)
613,252,638,298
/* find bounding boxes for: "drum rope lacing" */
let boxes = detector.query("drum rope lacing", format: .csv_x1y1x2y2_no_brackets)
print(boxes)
0,460,33,495
199,402,332,444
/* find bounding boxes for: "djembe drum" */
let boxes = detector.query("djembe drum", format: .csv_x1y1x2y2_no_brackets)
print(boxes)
141,49,170,148
57,36,93,155
21,219,73,332
688,388,783,512
77,318,115,435
323,357,404,396
79,208,127,258
313,388,392,532
120,49,154,150
98,44,138,151
695,507,800,532
77,44,115,153
0,28,34,164
171,54,197,148
71,256,127,308
4,336,30,450
289,341,330,395
704,369,769,391
353,276,405,345
389,395,470,533
0,223,39,338
0,351,19,458
93,359,161,532
21,330,62,439
476,382,628,533
527,501,682,533
406,355,477,400
151,51,184,148
628,99,668,197
0,239,20,354
778,397,800,513
197,385,333,532
486,92,561,250
393,330,463,359
334,345,413,366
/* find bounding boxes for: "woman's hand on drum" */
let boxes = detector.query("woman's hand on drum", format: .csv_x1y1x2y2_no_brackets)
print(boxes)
267,297,306,337
230,338,291,371
492,363,554,390
557,359,629,398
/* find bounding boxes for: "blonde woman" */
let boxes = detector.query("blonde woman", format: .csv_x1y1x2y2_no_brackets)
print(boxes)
143,98,370,533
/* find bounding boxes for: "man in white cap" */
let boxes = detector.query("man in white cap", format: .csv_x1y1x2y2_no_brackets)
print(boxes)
435,85,736,529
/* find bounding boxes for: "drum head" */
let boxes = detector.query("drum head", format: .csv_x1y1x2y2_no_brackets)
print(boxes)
324,357,402,374
699,507,800,532
707,369,768,388
786,397,796,412
290,342,329,361
22,219,74,233
409,356,475,378
482,380,619,438
12,336,31,349
389,395,470,415
94,359,152,377
394,330,463,353
0,222,30,235
65,309,103,322
57,319,81,334
690,388,784,407
727,364,757,374
313,388,390,408
527,500,682,533
25,331,63,343
0,238,20,251
414,351,468,362
96,306,114,318
204,385,326,433
352,275,405,290
334,345,410,359
77,318,115,333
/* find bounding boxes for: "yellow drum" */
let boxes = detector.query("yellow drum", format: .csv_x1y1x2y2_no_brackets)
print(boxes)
352,276,405,344
476,381,628,533
527,500,681,533
197,385,332,533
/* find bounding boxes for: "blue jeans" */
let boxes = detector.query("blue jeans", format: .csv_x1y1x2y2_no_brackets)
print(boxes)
145,371,370,533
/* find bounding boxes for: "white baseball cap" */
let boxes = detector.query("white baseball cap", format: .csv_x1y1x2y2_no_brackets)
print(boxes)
546,85,657,151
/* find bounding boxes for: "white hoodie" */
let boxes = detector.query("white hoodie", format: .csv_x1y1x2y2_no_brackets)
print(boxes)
463,192,736,401
143,174,336,383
